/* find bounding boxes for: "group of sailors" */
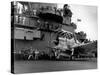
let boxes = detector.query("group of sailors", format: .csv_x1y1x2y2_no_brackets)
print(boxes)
21,47,40,60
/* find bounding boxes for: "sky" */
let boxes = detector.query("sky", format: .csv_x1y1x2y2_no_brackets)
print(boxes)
58,4,98,41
